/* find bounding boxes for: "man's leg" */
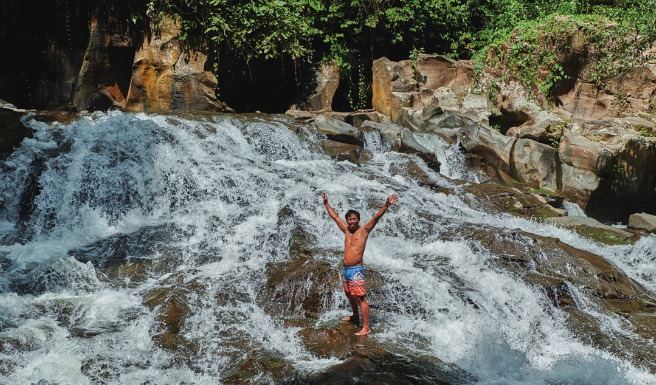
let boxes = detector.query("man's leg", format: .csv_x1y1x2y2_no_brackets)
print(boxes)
343,291,360,323
355,295,371,335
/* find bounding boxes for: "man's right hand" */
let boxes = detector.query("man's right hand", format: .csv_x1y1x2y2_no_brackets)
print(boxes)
322,192,329,204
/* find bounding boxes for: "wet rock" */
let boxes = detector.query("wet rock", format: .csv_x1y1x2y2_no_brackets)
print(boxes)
360,120,403,150
257,255,340,319
399,128,440,172
320,139,361,163
294,322,475,384
70,224,186,287
223,351,295,384
11,257,100,295
467,226,656,372
0,108,32,157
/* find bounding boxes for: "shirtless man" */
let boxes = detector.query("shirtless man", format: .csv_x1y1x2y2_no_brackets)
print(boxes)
322,192,399,335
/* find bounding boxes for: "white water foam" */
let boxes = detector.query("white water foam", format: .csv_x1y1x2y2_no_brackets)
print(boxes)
0,111,654,384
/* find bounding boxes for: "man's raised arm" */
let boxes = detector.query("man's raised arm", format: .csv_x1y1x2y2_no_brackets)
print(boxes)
363,193,398,232
322,193,347,233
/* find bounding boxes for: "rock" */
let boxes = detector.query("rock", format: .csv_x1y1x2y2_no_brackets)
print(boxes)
314,115,360,145
307,63,340,111
460,226,656,372
0,108,31,157
505,111,564,144
361,120,403,150
399,128,441,172
558,129,616,207
464,182,563,220
256,255,340,319
223,351,294,384
296,322,475,385
628,212,656,233
346,110,381,128
283,109,317,123
320,139,361,163
460,124,515,176
372,55,476,125
126,16,225,112
511,139,558,190
544,216,635,245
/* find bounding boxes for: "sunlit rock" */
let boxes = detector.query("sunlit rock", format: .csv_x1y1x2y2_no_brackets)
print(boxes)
628,212,656,233
544,216,636,245
125,16,225,112
511,139,558,191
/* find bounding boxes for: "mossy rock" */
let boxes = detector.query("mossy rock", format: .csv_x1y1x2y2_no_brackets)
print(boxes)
464,182,562,219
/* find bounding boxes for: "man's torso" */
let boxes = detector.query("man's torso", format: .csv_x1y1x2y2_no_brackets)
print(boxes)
343,227,369,266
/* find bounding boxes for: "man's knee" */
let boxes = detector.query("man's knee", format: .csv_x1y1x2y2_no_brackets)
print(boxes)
355,295,366,303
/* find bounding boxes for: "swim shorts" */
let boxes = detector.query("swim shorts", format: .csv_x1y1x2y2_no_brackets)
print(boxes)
343,265,366,296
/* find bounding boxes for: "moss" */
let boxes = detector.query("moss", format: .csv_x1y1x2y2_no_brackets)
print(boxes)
576,227,633,245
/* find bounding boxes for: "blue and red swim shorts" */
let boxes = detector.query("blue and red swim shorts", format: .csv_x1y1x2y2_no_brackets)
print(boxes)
342,265,366,296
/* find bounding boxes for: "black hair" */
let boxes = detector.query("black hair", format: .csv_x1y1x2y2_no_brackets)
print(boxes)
345,209,360,220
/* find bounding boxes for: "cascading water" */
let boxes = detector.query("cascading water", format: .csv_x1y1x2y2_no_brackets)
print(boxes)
0,111,655,384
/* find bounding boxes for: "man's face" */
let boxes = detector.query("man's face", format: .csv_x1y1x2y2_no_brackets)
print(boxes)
346,214,360,232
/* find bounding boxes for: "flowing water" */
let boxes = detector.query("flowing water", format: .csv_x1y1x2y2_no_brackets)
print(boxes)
0,111,655,384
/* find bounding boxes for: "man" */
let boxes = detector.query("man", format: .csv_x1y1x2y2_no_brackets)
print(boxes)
322,192,399,336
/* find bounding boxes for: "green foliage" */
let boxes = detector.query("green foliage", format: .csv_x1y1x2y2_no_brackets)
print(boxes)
136,0,655,110
548,137,560,148
471,1,656,99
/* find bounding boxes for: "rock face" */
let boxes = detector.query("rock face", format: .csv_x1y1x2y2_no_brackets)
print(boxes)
372,55,479,128
125,17,225,112
306,63,340,111
554,38,656,121
374,53,656,222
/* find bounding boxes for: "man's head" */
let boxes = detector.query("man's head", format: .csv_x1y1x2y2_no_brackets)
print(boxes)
345,209,360,232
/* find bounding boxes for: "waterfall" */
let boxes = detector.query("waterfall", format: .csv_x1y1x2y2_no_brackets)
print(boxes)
362,130,384,153
0,111,654,384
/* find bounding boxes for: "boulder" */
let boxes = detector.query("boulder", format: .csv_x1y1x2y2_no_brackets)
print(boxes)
628,212,656,233
460,124,515,175
399,128,441,171
314,115,360,145
307,63,340,111
511,139,558,190
256,255,340,319
296,322,476,385
361,120,403,150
